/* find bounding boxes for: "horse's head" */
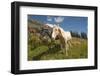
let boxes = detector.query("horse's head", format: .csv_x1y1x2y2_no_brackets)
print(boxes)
52,25,62,40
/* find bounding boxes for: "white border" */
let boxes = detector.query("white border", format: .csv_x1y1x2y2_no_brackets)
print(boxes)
20,6,95,70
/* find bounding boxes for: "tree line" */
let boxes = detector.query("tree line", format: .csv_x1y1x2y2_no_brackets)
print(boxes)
70,31,87,39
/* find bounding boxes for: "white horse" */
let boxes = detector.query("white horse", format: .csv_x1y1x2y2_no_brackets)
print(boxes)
52,25,72,56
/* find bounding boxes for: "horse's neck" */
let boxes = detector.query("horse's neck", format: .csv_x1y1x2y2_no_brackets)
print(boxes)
57,27,65,42
58,27,66,47
59,27,65,37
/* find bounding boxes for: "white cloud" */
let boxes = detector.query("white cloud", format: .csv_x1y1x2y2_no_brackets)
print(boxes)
54,17,64,23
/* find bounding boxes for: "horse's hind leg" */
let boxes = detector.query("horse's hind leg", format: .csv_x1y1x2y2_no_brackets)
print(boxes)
67,40,72,48
65,43,68,56
65,48,68,56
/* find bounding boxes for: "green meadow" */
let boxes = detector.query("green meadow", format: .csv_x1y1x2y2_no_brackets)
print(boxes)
28,33,88,61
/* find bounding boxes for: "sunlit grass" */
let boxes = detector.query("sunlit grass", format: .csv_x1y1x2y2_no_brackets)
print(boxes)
28,36,88,61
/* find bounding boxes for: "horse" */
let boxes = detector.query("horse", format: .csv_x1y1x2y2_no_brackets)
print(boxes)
52,25,72,56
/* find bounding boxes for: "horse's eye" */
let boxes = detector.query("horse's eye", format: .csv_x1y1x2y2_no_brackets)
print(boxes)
55,29,57,31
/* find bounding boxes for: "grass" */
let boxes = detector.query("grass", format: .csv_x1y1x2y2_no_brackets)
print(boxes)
67,38,88,59
28,45,48,60
28,33,88,61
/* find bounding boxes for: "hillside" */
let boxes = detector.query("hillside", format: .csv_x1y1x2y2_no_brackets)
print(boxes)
28,36,88,60
28,18,43,31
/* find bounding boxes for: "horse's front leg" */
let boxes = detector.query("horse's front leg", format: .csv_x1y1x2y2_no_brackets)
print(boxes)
60,44,65,54
61,40,68,56
65,41,69,56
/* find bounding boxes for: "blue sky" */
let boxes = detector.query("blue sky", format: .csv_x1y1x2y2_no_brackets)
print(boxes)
28,15,88,34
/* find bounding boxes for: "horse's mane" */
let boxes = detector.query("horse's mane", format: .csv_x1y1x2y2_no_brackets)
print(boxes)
58,26,64,32
58,26,65,36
